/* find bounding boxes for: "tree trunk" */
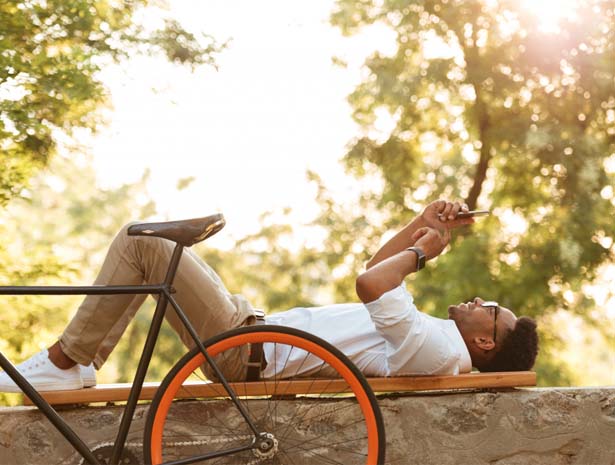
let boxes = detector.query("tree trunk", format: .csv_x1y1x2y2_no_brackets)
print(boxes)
466,86,491,210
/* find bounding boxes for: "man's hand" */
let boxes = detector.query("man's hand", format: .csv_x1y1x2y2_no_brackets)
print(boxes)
411,227,450,260
365,198,472,271
421,199,474,230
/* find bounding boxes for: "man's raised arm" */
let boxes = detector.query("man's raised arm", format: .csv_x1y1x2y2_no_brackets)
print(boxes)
356,227,450,303
366,200,473,270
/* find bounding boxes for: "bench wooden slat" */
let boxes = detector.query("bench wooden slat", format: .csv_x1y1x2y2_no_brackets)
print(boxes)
22,371,536,406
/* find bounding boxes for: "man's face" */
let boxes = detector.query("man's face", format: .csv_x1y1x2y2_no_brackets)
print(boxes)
448,297,517,344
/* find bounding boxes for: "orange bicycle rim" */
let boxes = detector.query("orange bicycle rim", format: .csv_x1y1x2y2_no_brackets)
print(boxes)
150,331,381,465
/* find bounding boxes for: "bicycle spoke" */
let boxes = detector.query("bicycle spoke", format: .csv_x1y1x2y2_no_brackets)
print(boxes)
145,326,384,465
278,448,299,465
262,341,295,429
279,442,351,465
279,400,364,436
283,429,369,455
276,359,340,441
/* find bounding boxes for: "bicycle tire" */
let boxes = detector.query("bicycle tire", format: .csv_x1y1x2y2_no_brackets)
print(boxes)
143,324,385,465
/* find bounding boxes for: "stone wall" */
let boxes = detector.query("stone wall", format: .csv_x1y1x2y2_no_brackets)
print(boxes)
0,387,613,464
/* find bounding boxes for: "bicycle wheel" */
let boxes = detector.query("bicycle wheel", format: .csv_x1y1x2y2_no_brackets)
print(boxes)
143,324,385,465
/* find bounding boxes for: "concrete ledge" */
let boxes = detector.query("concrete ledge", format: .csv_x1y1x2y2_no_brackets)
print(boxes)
1,387,614,464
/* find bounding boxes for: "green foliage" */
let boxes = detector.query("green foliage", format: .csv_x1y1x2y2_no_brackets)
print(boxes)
0,0,612,398
197,209,331,313
0,154,156,404
0,0,225,393
0,154,204,389
0,0,224,205
327,0,615,384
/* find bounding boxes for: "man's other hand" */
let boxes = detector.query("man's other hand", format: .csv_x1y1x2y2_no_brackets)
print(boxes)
411,227,450,261
421,199,474,230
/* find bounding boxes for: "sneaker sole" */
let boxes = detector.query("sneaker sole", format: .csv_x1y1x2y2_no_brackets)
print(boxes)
0,380,84,393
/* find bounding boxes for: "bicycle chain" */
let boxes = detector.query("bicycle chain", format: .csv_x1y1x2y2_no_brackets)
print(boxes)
155,434,272,465
79,434,269,465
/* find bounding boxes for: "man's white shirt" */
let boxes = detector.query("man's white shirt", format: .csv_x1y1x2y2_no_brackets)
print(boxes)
262,285,472,379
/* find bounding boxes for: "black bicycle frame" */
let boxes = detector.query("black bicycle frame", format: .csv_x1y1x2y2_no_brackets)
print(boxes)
0,242,260,465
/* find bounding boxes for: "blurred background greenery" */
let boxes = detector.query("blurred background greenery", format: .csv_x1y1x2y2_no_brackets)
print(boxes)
0,0,613,405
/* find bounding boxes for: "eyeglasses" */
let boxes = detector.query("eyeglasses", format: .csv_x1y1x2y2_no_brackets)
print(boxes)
481,301,500,343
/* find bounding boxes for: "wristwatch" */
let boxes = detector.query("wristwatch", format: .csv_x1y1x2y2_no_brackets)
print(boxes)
405,246,426,271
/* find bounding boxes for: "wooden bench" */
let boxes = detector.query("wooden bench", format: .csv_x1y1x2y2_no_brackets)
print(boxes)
22,371,536,406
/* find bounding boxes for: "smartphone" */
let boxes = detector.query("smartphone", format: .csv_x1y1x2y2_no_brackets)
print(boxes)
438,210,490,219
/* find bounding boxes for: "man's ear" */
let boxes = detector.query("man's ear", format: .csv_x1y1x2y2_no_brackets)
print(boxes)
473,336,495,352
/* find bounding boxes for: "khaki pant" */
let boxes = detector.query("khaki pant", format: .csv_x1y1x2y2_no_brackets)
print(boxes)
59,223,256,381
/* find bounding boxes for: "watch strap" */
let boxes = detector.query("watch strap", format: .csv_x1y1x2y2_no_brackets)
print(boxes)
406,246,426,271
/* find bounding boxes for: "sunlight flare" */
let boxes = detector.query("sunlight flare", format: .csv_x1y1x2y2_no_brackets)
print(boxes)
521,0,580,33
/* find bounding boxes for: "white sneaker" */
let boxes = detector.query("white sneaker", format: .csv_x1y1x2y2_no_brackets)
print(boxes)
0,349,84,392
80,363,97,388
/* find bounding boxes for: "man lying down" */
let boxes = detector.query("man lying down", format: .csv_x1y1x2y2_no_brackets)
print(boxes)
0,200,538,392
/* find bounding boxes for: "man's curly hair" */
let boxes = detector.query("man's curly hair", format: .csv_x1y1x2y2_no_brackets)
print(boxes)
482,316,539,372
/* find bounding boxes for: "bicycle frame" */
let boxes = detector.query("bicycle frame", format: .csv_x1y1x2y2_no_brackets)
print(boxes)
0,242,260,465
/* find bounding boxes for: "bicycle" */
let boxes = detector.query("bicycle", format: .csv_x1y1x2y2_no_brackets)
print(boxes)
0,214,386,465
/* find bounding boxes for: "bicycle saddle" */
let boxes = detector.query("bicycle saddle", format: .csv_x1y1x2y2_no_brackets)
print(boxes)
127,213,226,247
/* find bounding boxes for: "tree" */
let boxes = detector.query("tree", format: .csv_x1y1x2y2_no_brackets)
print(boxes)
201,209,330,313
0,152,158,404
0,1,226,396
325,0,615,383
0,0,223,205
